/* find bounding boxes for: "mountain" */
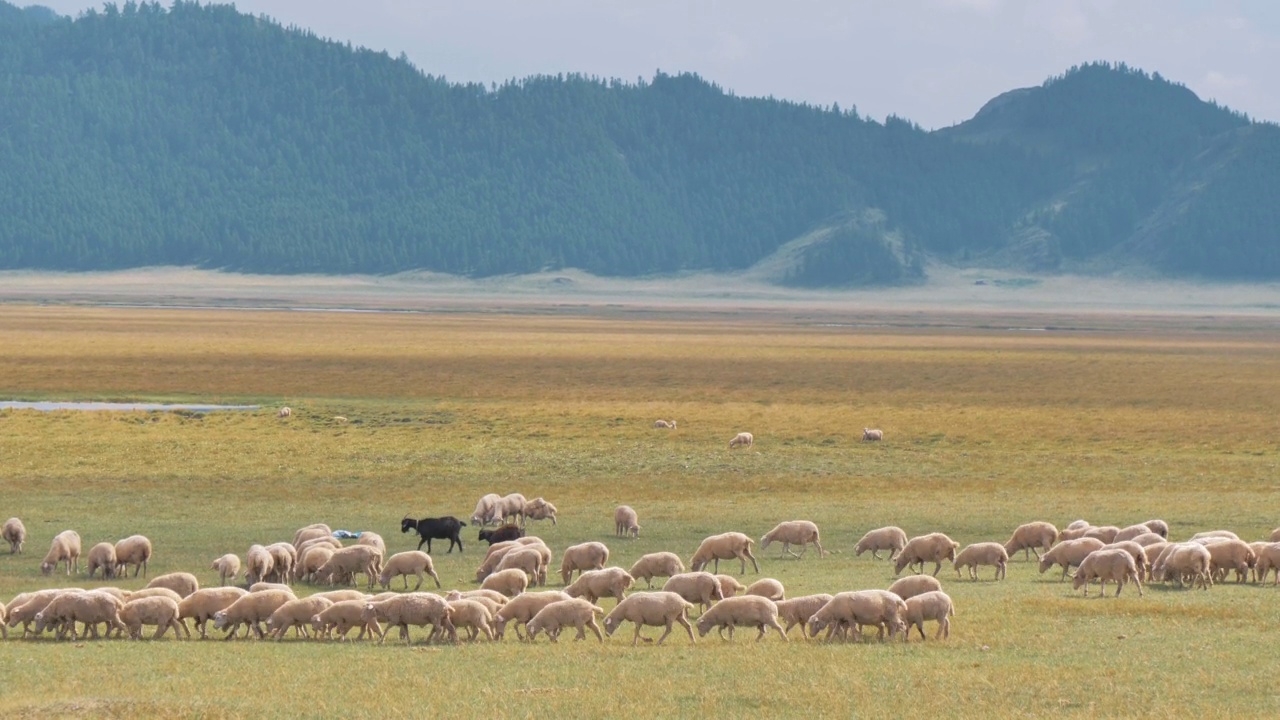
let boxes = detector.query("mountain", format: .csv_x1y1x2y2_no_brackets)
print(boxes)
0,2,1274,285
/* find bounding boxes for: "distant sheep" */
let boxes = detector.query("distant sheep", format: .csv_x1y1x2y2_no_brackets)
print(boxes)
523,498,558,527
492,591,572,640
760,521,825,559
808,590,907,643
86,542,118,580
774,594,834,638
296,545,335,585
728,432,754,449
244,545,275,586
565,567,634,604
1113,524,1156,543
602,591,696,646
862,428,883,442
362,592,455,645
695,595,787,641
496,494,528,526
355,532,386,558
147,572,199,599
1004,521,1058,561
526,598,605,643
715,575,747,599
40,530,81,576
1203,539,1255,584
560,542,610,584
311,599,381,642
277,406,292,418
1083,526,1121,544
855,526,908,560
481,568,530,598
690,532,759,575
661,572,724,613
213,589,297,640
1142,519,1169,538
120,596,184,640
887,575,942,601
471,493,503,526
379,551,441,591
1152,543,1211,589
653,420,677,429
448,598,496,642
177,587,248,639
211,554,241,587
114,535,153,578
953,542,1008,581
1073,548,1143,597
744,578,785,601
314,545,384,589
1038,538,1106,581
629,552,685,588
266,596,334,640
3,517,25,554
614,505,640,538
903,590,954,641
894,533,959,577
1191,530,1240,542
264,542,297,585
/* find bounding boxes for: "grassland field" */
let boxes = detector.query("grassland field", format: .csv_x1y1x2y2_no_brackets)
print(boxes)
1,304,1279,718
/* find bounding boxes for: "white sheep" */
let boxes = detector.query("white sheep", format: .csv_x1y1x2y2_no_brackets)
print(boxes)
1038,538,1106,581
296,535,342,555
614,505,641,538
1142,519,1169,538
565,566,634,604
1083,526,1121,544
264,542,297,584
1203,539,1255,583
629,552,685,587
862,428,883,441
244,544,275,586
356,531,387,557
40,529,81,576
446,598,496,642
560,542,610,584
362,592,455,645
1191,530,1241,542
119,596,184,640
1113,524,1156,543
314,545,384,589
113,535,153,578
3,517,26,554
129,587,184,604
526,598,605,642
495,547,544,585
444,589,510,607
808,590,908,643
855,526,909,560
86,542,118,580
774,594,834,638
760,520,826,559
1065,519,1090,531
6,589,83,638
695,595,787,641
266,596,334,640
378,551,441,590
497,493,528,526
1254,543,1280,584
1073,548,1143,597
292,526,333,550
311,599,381,641
481,568,530,598
653,419,677,429
1153,543,1212,589
213,589,296,640
744,578,785,601
894,533,959,577
603,591,696,646
1128,532,1167,549
523,497,559,526
1004,521,1058,561
903,590,955,641
474,542,520,582
715,574,746,599
690,532,759,575
296,545,336,584
35,590,126,641
953,542,1009,581
471,493,503,526
177,587,248,639
211,554,241,586
277,406,292,418
728,432,754,449
492,590,572,640
249,582,296,595
886,575,943,601
146,572,199,599
661,572,725,614
1102,541,1150,576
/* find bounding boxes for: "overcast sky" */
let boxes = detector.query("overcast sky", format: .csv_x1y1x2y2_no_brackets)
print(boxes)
35,0,1280,129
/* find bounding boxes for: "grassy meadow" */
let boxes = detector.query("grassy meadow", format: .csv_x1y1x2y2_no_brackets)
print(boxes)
1,304,1279,718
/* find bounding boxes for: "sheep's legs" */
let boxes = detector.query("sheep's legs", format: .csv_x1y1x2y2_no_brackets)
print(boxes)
655,622,674,645
931,561,942,577
677,615,696,644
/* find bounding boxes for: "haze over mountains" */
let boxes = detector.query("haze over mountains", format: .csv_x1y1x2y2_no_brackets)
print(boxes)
2,2,1277,286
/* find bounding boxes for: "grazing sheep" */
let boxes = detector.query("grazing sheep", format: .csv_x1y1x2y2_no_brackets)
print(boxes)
36,590,126,641
523,498,559,527
1143,542,1174,582
294,536,342,562
1270,529,1280,543
1083,526,1121,544
471,493,503,526
86,542,118,580
249,582,296,595
113,535,153,578
1073,548,1143,597
526,598,605,642
653,419,677,429
760,520,825,559
855,526,909,560
509,540,551,586
560,542,610,584
120,596,184,640
903,590,955,640
1102,542,1150,576
745,578,785,601
690,532,759,575
129,587,184,604
266,596,334,640
244,544,275,586
495,547,544,585
1004,522,1058,561
474,542,520,582
661,572,725,614
40,529,81,576
492,591,572,640
1142,519,1169,538
715,575,747,599
603,591,696,646
146,572,199,599
614,505,641,538
292,526,333,550
894,533,959,577
695,595,787,641
445,589,509,608
356,532,386,557
1254,543,1280,585
447,599,496,642
1114,524,1156,543
1153,543,1212,590
1065,520,1091,531
277,406,292,418
314,545,384,590
362,592,455,645
862,428,883,442
1057,526,1094,542
3,517,26,554
1203,539,1255,584
1038,538,1106,581
211,554,241,586
296,545,335,584
1248,542,1272,583
496,494,528,526
565,567,634,604
264,542,297,585
1191,530,1241,542
775,594,834,638
629,552,686,588
311,599,381,641
1128,532,1167,549
954,542,1009,581
887,575,943,601
6,589,82,638
379,551,441,591
177,587,248,639
478,524,524,546
728,432,754,449
213,589,295,640
400,515,466,554
808,590,907,643
481,568,530,598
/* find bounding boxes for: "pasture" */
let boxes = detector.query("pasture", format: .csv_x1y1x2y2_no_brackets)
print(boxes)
1,304,1278,718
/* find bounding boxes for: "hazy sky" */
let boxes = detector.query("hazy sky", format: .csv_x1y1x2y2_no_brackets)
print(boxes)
36,0,1280,129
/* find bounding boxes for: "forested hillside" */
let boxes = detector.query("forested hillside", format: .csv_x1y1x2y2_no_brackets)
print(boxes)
0,2,1276,284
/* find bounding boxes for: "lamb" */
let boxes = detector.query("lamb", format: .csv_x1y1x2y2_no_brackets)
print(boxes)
653,419,677,429
523,498,558,526
903,590,955,641
690,532,759,575
213,589,296,639
1191,530,1240,542
478,524,524,546
745,578,785,601
481,568,530,598
264,542,297,584
862,428,883,441
855,526,909,560
211,554,241,586
314,545,384,589
113,535,153,578
560,542,610,584
356,531,387,557
661,572,725,613
565,567,634,604
378,551,441,590
471,493,503,526
277,406,292,418
40,529,81,576
1082,526,1121,544
311,599,381,641
86,542,118,580
492,591,572,640
1203,539,1255,583
1038,538,1106,581
296,545,335,584
1004,521,1058,561
1142,519,1169,538
177,587,248,639
954,542,1008,581
602,591,696,646
716,575,746,599
1152,543,1211,590
147,572,199,599
526,598,605,642
695,595,787,641
887,575,943,601
728,432,754,449
629,552,686,587
760,520,826,559
894,533,960,577
808,590,908,643
266,596,334,640
774,594,834,638
1072,548,1143,597
3,517,25,554
614,505,640,538
362,592,456,645
447,598,496,641
244,544,276,586
119,596,184,640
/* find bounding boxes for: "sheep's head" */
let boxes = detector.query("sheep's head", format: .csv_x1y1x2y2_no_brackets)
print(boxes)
1037,555,1054,574
1071,572,1087,591
603,615,620,635
892,555,910,576
39,562,55,576
695,615,713,637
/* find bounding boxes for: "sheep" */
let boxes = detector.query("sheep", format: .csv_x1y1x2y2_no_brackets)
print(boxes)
1271,529,1280,543
1191,530,1241,542
716,575,747,599
774,594,834,638
314,545,384,590
481,568,530,598
3,517,25,554
1057,526,1094,542
497,493,528,526
1128,532,1167,548
614,505,641,538
862,428,883,441
471,493,503,526
661,572,725,614
526,598,605,642
760,520,825,559
129,587,184,603
903,590,955,641
653,419,677,429
40,530,81,576
447,599,496,641
1113,524,1157,543
177,587,248,639
1004,521,1058,561
1038,538,1106,581
495,547,544,585
887,575,943,601
1248,542,1272,583
728,432,754,449
1203,539,1255,584
36,590,126,641
1065,520,1091,531
378,551,441,591
7,589,83,638
602,591,696,646
113,535,153,578
266,596,334,640
560,542,610,584
1083,526,1121,544
507,540,552,586
1143,542,1174,582
745,578,785,601
147,572,199,599
244,544,275,586
400,515,466,554
1073,548,1143,597
1102,541,1150,576
954,542,1009,581
311,599,381,641
264,543,297,585
565,567,634,604
492,591,572,640
629,552,686,587
808,590,908,643
86,542,118,580
249,582,296,595
894,533,960,577
695,595,787,641
690,532,759,575
478,524,524,546
362,592,455,645
1142,519,1169,538
211,554,241,586
1152,543,1212,590
474,542,520,582
119,596,184,640
356,531,386,557
292,526,333,550
213,589,296,640
445,589,510,607
296,545,335,584
277,406,293,418
523,498,558,527
295,536,342,562
1254,543,1280,585
855,526,909,560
